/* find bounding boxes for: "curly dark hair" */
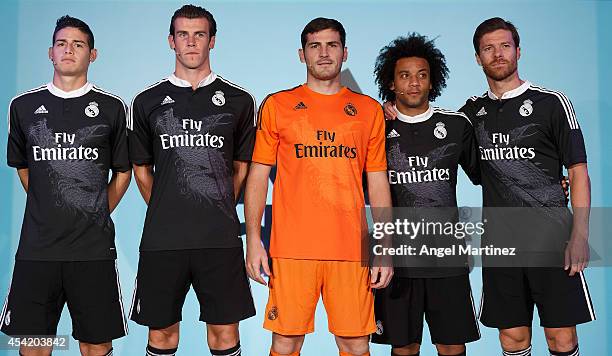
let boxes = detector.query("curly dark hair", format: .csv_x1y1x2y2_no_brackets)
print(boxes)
374,33,449,102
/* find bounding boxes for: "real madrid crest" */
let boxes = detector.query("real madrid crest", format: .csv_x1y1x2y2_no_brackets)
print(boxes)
212,90,226,106
344,102,357,116
85,101,99,118
267,306,278,320
433,122,447,139
519,99,533,117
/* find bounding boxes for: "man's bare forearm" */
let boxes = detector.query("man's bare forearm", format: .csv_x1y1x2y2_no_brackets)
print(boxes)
367,170,392,218
17,168,29,192
367,170,394,286
133,164,154,204
568,163,591,240
244,163,271,244
108,170,132,213
367,170,393,249
233,160,249,203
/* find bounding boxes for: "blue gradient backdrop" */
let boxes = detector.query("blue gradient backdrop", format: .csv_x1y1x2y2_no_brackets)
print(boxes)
0,1,610,355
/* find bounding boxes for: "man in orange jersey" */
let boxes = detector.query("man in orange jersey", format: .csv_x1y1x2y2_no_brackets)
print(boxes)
245,17,393,356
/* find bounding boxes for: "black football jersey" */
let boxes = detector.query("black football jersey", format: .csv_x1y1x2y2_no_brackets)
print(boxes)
128,73,256,251
460,81,586,257
386,106,480,278
7,83,130,261
460,81,586,208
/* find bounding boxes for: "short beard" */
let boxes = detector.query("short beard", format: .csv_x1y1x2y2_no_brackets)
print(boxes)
483,60,518,81
308,65,341,81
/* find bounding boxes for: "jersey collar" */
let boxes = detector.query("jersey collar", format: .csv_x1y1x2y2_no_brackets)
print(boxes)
168,72,217,88
487,80,531,100
394,105,434,124
46,82,93,99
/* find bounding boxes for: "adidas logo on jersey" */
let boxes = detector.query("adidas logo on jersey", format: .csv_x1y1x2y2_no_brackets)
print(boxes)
387,129,400,138
34,105,48,114
161,96,175,105
294,102,307,110
476,107,487,116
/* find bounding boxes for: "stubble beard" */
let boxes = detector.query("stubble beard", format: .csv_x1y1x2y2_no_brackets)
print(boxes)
483,60,518,81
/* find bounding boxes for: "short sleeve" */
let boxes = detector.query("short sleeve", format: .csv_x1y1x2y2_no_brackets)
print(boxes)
7,100,28,169
365,106,387,172
251,95,279,165
458,99,473,118
233,95,256,161
110,100,131,172
549,94,587,168
128,95,154,165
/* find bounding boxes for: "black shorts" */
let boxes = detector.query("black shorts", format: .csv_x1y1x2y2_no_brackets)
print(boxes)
129,247,256,328
372,274,480,346
0,260,128,344
480,267,595,329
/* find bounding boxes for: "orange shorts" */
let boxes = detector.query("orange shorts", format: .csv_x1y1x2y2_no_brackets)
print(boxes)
263,258,375,337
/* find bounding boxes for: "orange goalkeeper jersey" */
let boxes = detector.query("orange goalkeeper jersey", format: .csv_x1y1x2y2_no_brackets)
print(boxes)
252,84,387,261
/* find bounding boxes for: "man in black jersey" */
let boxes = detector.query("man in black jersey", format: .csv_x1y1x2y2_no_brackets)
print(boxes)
2,16,130,356
371,34,480,356
456,18,594,356
128,5,255,356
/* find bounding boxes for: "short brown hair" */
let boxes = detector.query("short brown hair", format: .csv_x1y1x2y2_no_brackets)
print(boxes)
473,17,520,54
170,4,217,37
300,17,346,49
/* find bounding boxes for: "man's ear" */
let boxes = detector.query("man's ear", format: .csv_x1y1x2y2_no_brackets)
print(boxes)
168,35,176,50
89,48,98,63
298,48,305,63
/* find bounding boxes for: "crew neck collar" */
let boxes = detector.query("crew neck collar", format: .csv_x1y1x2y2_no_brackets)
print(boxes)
487,80,531,100
46,82,93,98
168,72,217,88
301,83,348,97
395,105,433,124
